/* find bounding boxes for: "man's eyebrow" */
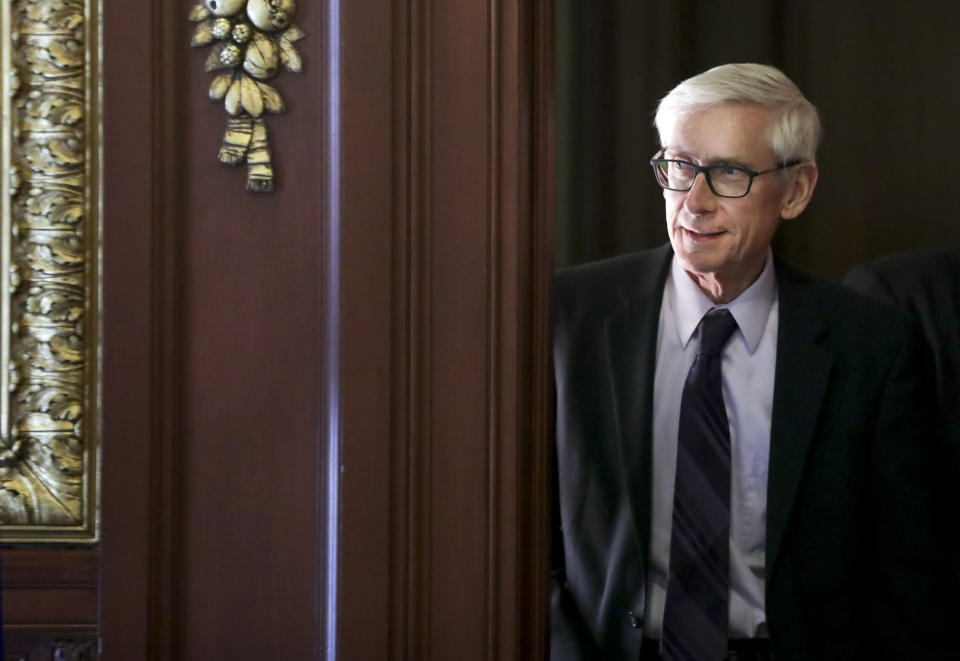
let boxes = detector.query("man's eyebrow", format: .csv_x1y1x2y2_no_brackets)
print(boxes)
662,149,751,168
708,157,752,169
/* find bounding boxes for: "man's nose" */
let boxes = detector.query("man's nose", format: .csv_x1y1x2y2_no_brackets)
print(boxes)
683,171,718,213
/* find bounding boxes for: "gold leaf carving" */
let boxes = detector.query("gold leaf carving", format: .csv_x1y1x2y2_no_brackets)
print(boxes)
209,72,233,100
225,77,242,115
2,0,99,541
192,21,215,47
25,89,84,128
283,25,305,42
205,42,232,72
257,81,285,113
243,33,278,80
189,3,211,22
22,36,83,74
240,73,263,117
25,1,84,32
189,2,304,191
26,186,84,227
277,36,302,73
0,485,30,523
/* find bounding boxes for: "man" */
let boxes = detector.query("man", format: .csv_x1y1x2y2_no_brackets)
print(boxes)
843,246,960,429
551,64,946,660
843,246,960,628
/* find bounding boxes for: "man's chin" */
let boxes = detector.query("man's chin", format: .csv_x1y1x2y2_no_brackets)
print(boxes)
674,250,725,278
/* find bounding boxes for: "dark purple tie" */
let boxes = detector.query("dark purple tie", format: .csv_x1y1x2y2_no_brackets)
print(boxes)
662,308,738,661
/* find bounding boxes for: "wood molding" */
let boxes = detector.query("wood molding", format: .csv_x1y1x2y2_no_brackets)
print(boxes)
144,0,186,656
101,0,185,656
339,0,552,657
0,548,99,655
522,1,555,656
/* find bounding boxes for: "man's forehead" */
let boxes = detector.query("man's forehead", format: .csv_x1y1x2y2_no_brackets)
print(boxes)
664,103,774,162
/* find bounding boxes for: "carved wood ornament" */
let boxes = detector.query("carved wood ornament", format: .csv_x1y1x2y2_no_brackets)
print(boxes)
189,0,304,192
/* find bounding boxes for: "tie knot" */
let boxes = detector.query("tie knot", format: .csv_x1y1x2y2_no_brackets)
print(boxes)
697,308,738,357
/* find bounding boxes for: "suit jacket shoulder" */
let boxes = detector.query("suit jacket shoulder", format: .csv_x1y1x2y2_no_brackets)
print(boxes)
553,245,673,328
776,258,917,351
842,246,960,419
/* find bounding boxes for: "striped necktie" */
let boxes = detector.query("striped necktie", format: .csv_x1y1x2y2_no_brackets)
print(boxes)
662,308,738,660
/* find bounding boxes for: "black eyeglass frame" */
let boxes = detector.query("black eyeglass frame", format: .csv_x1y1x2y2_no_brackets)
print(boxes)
649,150,802,199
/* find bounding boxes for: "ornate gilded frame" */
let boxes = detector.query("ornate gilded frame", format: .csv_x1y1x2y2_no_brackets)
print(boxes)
0,0,100,543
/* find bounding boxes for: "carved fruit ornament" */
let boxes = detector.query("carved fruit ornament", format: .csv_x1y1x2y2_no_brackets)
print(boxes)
189,0,304,192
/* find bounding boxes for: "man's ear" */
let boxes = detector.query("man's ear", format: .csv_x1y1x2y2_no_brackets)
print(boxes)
780,163,818,220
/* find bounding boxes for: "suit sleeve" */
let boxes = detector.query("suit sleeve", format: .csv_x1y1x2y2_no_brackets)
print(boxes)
841,263,897,307
550,268,612,660
549,439,597,661
548,293,598,661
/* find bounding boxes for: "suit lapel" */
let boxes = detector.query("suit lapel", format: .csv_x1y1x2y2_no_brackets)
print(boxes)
599,251,833,581
603,245,673,567
766,262,834,575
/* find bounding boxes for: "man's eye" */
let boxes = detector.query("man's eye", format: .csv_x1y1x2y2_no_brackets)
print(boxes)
672,161,691,171
721,166,740,176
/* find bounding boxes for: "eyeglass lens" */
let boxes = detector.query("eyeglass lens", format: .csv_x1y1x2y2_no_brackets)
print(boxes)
654,160,753,197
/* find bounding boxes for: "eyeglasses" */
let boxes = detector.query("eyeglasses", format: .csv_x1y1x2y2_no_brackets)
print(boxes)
649,151,801,198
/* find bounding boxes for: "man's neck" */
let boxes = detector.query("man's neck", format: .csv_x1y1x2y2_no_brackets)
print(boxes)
686,262,767,305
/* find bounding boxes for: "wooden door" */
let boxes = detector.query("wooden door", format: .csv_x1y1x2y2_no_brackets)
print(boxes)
2,0,553,658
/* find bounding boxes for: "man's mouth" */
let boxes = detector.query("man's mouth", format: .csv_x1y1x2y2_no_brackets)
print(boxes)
682,227,725,239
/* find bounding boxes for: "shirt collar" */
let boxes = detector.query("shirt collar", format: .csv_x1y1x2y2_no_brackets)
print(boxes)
669,248,778,355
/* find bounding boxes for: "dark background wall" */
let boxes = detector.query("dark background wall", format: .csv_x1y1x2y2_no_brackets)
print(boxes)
555,1,960,278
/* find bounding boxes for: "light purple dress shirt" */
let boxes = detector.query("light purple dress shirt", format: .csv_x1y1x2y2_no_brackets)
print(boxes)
645,249,778,639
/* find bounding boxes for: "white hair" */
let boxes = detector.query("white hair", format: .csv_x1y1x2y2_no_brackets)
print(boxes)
654,63,822,164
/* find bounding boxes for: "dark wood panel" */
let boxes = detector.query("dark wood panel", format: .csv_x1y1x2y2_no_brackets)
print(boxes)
179,15,324,651
101,0,181,656
336,0,395,658
338,0,552,658
1,549,99,659
0,549,98,626
429,0,497,656
2,636,98,661
168,0,323,656
102,0,328,657
93,0,554,658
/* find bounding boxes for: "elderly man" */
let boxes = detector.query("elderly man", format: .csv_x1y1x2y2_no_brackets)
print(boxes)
551,64,946,660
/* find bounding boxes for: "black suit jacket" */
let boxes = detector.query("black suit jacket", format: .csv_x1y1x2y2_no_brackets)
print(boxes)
551,244,948,660
842,246,960,427
843,246,960,642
